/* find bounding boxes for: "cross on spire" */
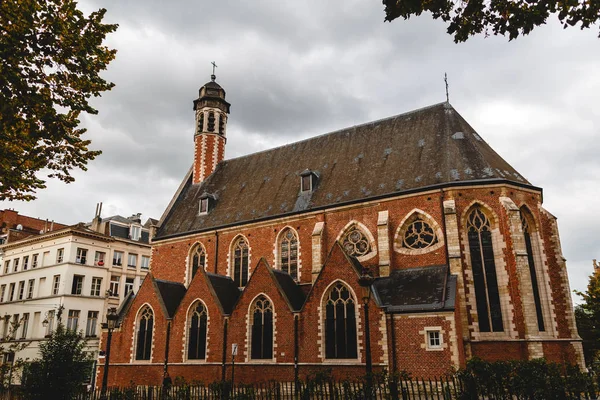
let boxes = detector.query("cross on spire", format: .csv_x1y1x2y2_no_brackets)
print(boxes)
444,72,449,103
211,61,218,81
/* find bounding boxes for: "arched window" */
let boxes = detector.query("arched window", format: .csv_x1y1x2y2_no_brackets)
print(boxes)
520,208,545,332
135,306,153,360
218,114,226,135
250,296,273,360
325,283,357,359
232,237,249,287
189,244,206,284
341,226,370,257
467,207,503,332
402,216,438,249
207,111,215,132
187,301,208,360
279,229,298,280
198,111,205,132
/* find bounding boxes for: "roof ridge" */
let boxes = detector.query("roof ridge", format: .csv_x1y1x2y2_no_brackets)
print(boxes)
222,101,449,164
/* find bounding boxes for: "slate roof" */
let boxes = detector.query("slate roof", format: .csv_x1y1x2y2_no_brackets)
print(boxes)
157,102,534,240
372,265,456,312
206,272,240,315
155,279,187,318
271,269,306,311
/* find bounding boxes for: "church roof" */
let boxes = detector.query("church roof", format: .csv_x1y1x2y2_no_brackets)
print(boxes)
372,265,456,312
156,102,534,240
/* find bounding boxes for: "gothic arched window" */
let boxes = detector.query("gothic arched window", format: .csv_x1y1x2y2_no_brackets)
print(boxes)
325,283,357,359
207,111,215,132
521,208,545,332
232,237,249,287
467,207,503,332
341,226,370,257
189,244,206,284
403,216,438,249
250,296,273,360
218,114,226,135
135,306,153,360
187,301,208,360
280,229,299,280
198,112,205,132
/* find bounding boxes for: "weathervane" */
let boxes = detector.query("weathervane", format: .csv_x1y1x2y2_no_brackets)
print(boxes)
444,72,449,103
211,61,217,81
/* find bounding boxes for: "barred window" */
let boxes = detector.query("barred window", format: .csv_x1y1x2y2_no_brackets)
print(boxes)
403,217,438,249
325,283,357,359
187,301,208,360
232,238,249,287
207,111,215,132
467,207,503,332
135,306,153,360
280,229,298,280
520,209,545,332
251,296,273,360
198,111,204,132
190,244,206,283
342,227,370,257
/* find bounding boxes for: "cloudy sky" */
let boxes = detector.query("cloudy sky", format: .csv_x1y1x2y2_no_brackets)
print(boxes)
2,1,599,300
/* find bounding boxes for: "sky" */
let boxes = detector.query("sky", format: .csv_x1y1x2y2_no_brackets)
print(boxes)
2,0,599,301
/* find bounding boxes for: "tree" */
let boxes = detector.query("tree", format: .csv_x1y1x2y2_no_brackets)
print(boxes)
21,317,92,400
0,0,118,201
575,265,600,368
382,0,600,42
0,316,30,388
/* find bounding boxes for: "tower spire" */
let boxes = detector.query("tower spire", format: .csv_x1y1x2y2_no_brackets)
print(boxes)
211,61,217,82
444,72,449,103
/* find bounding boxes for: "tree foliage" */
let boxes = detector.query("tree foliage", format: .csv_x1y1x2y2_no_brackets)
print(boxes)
21,320,92,400
575,267,600,368
0,0,117,201
382,0,600,42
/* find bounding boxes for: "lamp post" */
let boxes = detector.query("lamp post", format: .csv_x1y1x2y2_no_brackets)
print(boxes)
358,267,375,399
100,308,120,400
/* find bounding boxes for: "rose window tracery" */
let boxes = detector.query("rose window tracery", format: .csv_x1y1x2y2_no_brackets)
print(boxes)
402,217,438,249
342,227,370,257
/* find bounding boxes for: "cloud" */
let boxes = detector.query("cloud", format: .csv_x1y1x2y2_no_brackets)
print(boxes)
2,0,599,300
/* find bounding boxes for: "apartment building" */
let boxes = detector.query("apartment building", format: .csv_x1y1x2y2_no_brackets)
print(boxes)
0,211,154,371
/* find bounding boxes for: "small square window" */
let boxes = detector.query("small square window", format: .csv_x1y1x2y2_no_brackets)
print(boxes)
426,330,443,350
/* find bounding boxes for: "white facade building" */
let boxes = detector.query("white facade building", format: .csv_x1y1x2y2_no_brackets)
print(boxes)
0,213,154,378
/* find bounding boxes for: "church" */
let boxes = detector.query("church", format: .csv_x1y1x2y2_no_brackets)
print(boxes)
101,74,584,386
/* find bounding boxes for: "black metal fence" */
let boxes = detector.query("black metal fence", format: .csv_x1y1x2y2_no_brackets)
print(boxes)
1,373,598,400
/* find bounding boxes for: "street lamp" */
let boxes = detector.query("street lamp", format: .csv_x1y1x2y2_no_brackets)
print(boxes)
100,307,120,400
358,267,375,399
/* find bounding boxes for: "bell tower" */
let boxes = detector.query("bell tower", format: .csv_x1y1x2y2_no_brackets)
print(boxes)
192,68,231,184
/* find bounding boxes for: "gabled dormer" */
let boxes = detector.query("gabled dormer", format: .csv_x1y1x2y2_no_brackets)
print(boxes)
300,169,319,192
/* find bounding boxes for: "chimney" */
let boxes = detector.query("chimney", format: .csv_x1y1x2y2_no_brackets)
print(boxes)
91,202,103,232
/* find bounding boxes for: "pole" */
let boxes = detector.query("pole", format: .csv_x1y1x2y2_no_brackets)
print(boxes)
294,315,299,396
100,328,113,400
231,351,235,395
364,300,373,399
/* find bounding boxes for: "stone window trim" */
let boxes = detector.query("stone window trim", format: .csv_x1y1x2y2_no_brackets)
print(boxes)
131,303,155,364
273,226,302,282
394,209,445,255
227,234,251,288
460,201,515,340
422,326,445,351
245,293,276,363
183,299,210,363
318,280,361,362
335,221,377,263
518,204,556,337
186,242,208,287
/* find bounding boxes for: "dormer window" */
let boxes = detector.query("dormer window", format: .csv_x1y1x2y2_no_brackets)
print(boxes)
130,225,141,241
199,193,216,215
300,169,318,192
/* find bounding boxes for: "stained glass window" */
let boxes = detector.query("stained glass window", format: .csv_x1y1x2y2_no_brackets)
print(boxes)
188,302,208,360
521,209,545,332
403,217,438,249
280,229,298,280
342,227,370,257
233,238,249,287
136,306,153,360
325,283,357,359
251,296,273,360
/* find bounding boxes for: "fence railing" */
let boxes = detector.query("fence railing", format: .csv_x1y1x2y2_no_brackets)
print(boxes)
2,372,598,400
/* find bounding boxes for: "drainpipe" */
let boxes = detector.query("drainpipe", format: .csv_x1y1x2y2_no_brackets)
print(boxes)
294,314,299,393
221,317,229,382
163,320,171,378
214,231,219,274
439,189,449,310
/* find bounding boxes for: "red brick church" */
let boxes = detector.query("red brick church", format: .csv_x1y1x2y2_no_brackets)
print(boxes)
101,74,584,386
